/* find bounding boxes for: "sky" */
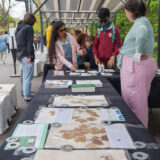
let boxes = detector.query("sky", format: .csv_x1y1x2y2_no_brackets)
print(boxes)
10,0,26,19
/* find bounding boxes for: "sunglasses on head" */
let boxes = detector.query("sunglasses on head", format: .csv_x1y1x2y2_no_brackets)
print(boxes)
59,28,66,32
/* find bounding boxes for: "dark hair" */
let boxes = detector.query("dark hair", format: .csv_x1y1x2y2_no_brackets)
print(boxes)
51,21,56,26
85,35,95,43
77,33,88,49
74,29,82,36
124,0,146,19
98,8,110,19
5,31,8,34
48,21,65,63
23,13,36,26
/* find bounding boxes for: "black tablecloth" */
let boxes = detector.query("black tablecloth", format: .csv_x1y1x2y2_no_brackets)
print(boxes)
0,70,160,160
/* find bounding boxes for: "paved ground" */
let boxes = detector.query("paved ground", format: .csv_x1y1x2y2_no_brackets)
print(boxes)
0,54,160,146
0,54,42,146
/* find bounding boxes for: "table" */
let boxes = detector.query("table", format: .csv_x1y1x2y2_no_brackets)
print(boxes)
0,70,160,159
0,84,17,134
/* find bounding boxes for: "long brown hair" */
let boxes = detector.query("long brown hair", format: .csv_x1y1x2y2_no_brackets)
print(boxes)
77,33,88,49
48,21,65,63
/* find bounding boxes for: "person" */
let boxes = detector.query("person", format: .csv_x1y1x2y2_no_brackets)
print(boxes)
9,28,18,74
48,21,86,71
76,33,88,69
0,30,7,64
15,13,36,102
74,29,82,40
4,31,9,53
117,0,157,128
93,8,121,68
85,35,97,69
46,21,56,49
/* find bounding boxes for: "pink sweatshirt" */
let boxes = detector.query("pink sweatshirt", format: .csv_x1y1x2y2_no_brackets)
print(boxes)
55,33,82,69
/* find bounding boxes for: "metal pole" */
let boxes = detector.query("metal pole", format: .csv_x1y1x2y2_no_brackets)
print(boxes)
91,22,93,36
40,11,44,53
113,13,116,24
158,0,160,67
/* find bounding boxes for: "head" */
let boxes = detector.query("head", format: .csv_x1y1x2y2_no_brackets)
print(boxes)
74,29,82,40
23,13,36,26
5,31,8,34
51,21,56,26
48,21,66,63
124,0,146,22
77,33,88,49
0,30,4,35
85,36,95,48
98,8,110,26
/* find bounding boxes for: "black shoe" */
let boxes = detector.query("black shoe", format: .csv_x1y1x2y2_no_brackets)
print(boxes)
24,97,32,103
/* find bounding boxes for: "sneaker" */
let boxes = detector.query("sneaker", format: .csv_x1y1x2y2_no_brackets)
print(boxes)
24,96,32,103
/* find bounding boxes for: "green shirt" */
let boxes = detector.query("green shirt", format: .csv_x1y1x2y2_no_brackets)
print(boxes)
117,16,154,68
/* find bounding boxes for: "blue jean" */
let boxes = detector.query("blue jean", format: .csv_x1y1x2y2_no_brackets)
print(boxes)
22,58,34,97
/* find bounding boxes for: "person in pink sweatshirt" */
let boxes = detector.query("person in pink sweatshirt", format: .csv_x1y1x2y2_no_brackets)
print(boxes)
48,21,86,71
93,8,121,68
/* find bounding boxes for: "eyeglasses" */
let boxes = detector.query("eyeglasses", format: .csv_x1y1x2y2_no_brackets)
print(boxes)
59,28,66,32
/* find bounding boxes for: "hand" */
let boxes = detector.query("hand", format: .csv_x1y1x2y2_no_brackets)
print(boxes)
26,58,31,63
94,57,100,65
81,49,87,55
70,66,76,72
141,54,148,60
107,56,115,68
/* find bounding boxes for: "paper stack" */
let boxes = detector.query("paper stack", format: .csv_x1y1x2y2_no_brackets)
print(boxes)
76,80,103,87
53,70,65,76
71,84,95,92
45,80,72,88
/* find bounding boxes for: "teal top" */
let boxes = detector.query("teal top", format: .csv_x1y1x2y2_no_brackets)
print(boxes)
58,36,73,69
117,16,154,68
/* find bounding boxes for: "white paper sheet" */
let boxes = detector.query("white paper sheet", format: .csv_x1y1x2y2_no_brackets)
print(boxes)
76,80,103,87
53,95,108,107
35,108,74,124
105,124,136,149
75,70,85,73
54,108,74,123
80,73,97,76
104,69,115,73
13,124,48,148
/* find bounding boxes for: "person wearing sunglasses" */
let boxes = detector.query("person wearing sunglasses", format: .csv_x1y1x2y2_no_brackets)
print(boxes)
93,8,121,68
48,21,86,71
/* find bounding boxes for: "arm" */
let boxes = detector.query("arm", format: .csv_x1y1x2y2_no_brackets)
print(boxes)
26,27,34,59
92,31,99,58
133,25,148,63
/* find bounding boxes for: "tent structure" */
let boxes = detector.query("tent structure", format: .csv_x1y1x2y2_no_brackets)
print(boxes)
16,0,160,67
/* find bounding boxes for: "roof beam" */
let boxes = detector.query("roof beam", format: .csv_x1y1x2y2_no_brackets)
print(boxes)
33,0,48,15
96,0,105,13
57,0,61,20
55,18,99,20
73,0,82,19
42,10,97,14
